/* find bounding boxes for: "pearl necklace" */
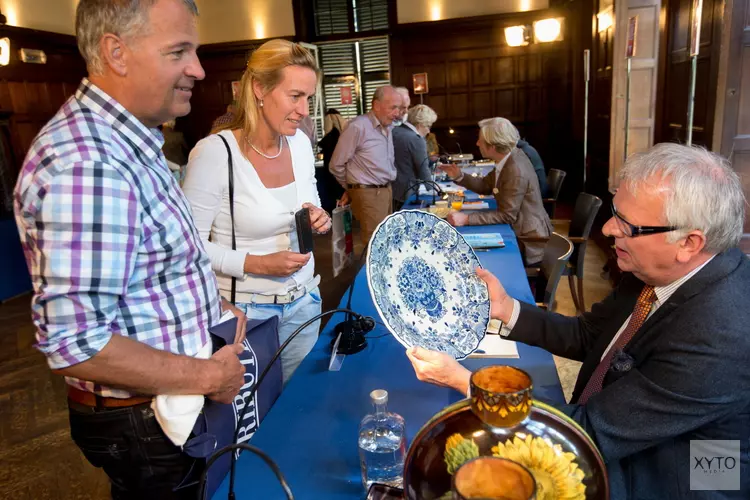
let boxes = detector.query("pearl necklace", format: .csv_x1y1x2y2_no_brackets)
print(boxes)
249,135,284,159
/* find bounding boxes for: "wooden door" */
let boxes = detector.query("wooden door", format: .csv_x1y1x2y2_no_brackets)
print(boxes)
717,0,750,252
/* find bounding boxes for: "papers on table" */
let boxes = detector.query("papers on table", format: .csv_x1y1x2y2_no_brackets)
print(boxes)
469,320,519,358
461,201,490,210
462,233,505,249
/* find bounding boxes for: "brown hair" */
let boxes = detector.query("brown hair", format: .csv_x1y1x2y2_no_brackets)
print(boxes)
213,39,320,145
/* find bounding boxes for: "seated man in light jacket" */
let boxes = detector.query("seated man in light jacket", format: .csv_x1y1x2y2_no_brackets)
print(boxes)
441,117,552,265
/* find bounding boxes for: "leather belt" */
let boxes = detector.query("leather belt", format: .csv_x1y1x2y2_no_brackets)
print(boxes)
234,274,321,305
68,385,152,409
347,183,389,189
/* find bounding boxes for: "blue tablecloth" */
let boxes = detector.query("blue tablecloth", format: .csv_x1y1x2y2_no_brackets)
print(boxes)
0,218,32,302
213,224,563,500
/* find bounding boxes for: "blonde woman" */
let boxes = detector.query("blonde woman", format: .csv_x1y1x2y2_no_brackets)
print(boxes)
183,40,331,383
316,109,348,212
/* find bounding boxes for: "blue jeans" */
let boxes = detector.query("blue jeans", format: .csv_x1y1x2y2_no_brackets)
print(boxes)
235,287,322,384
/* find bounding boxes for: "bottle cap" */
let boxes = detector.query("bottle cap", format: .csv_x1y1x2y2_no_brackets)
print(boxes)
370,389,388,405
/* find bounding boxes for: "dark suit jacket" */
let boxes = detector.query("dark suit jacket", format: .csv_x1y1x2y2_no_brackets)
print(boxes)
456,149,552,263
517,139,547,197
510,249,750,499
392,124,431,203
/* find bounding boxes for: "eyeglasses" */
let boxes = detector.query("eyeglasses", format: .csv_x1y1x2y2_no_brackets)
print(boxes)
610,202,677,237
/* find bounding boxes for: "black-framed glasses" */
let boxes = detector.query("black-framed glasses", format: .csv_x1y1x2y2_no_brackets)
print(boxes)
610,202,678,237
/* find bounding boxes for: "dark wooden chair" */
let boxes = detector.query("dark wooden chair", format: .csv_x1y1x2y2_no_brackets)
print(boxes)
543,169,566,219
563,193,603,314
524,233,573,312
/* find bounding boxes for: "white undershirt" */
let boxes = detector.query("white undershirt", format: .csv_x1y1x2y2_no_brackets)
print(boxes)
268,182,300,253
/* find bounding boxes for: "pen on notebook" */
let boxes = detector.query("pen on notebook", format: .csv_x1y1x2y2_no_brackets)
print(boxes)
474,349,486,354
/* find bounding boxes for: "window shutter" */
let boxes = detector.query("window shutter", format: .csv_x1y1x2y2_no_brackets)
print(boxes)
314,0,350,36
354,0,389,32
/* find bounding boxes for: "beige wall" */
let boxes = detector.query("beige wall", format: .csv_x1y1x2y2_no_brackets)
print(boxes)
0,0,295,44
0,0,77,35
397,0,549,24
194,0,295,44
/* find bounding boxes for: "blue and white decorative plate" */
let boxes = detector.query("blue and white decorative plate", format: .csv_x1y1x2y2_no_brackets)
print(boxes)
366,210,490,359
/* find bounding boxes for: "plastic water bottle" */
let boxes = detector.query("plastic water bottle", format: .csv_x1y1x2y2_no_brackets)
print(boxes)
358,389,407,490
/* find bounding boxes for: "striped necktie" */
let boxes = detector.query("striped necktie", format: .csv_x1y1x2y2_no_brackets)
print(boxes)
577,285,657,404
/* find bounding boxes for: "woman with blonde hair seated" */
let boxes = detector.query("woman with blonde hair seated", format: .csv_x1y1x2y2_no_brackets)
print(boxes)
183,39,331,383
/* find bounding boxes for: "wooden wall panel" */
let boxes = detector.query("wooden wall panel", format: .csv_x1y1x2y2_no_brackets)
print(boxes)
390,7,575,177
449,61,470,88
0,26,86,218
494,57,515,84
472,59,492,86
471,91,492,117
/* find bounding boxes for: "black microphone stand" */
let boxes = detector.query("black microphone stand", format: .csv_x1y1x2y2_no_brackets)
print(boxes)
404,178,444,206
223,307,374,500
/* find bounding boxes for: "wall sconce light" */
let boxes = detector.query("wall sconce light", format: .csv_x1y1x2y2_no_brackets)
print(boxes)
0,38,9,66
448,128,455,135
534,18,563,43
505,25,530,47
597,9,613,32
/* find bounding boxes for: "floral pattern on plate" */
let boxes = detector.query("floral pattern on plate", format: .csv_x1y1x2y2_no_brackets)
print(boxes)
367,210,490,359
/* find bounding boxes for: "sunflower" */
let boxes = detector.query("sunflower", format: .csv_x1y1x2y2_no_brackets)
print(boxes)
491,435,586,500
444,433,480,474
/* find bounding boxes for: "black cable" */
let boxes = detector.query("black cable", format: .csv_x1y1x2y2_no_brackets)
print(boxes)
404,169,444,206
199,443,293,500
228,307,372,499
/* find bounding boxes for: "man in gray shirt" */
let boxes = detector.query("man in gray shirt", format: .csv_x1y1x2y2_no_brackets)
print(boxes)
330,85,402,245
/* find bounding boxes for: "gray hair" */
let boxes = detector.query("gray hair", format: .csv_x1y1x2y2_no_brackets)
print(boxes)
620,143,746,253
394,86,410,102
372,85,396,104
407,104,437,128
76,0,199,75
478,117,519,154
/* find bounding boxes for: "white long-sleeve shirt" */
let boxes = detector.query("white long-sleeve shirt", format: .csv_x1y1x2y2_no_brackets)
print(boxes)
182,129,321,296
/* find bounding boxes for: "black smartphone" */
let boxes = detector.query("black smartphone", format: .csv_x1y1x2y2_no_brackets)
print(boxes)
366,483,404,500
295,208,314,254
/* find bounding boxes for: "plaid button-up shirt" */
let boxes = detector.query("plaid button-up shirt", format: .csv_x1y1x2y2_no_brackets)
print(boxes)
14,79,221,397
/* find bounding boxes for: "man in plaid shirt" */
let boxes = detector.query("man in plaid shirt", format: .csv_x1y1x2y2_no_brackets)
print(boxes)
14,1,247,497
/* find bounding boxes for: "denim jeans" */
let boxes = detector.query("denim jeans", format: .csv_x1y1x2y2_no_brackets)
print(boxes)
68,401,201,500
235,287,322,383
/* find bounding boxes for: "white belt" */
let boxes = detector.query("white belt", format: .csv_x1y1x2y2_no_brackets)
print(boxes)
234,275,321,305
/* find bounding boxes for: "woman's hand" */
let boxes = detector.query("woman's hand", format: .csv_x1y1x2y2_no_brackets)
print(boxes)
247,251,311,277
221,298,248,344
303,202,331,234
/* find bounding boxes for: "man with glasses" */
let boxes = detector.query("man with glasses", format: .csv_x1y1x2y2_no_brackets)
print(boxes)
407,143,750,498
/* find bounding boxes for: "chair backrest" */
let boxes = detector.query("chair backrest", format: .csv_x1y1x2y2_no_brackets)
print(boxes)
540,232,573,311
546,169,566,201
568,192,602,277
569,193,603,239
